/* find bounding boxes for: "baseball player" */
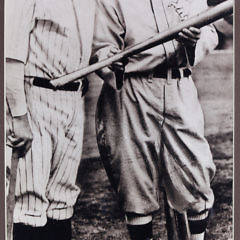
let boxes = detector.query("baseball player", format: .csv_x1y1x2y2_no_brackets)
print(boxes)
92,0,219,239
5,0,95,239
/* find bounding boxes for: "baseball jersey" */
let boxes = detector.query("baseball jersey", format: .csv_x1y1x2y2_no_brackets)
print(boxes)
93,0,218,214
92,0,219,74
6,0,94,115
5,0,96,227
6,0,93,78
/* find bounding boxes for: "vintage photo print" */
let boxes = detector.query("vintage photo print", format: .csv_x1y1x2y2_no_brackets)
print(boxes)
4,0,234,239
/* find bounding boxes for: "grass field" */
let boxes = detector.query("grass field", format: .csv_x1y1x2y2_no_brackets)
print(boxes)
72,51,233,239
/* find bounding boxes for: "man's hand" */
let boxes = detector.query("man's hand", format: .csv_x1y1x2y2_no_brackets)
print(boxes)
107,48,128,90
177,27,201,66
91,48,128,90
109,57,128,90
7,114,33,158
178,27,201,47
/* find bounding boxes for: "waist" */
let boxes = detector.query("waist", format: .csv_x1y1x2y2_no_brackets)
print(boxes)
125,67,191,79
153,67,191,79
32,77,84,92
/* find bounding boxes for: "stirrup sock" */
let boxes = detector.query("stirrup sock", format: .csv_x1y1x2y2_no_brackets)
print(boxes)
127,221,153,240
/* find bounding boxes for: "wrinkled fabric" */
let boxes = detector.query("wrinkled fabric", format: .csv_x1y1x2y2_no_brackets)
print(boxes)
96,75,215,214
92,0,218,214
92,0,219,77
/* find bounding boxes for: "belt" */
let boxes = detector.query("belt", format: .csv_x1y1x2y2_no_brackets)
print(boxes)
153,68,191,79
33,77,80,91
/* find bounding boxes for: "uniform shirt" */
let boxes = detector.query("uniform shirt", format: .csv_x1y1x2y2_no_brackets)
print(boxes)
92,0,219,75
6,0,95,116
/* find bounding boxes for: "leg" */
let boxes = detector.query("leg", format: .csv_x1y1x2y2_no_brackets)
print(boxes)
41,90,84,240
126,213,153,240
13,223,47,240
164,195,209,240
13,80,58,238
161,76,216,239
45,91,84,221
187,210,210,240
96,77,167,239
13,79,84,239
164,191,191,240
96,79,164,214
44,218,72,240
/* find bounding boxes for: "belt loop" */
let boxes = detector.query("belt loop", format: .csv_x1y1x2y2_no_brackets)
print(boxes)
81,78,89,96
77,80,82,92
149,71,154,80
167,69,172,83
179,68,184,79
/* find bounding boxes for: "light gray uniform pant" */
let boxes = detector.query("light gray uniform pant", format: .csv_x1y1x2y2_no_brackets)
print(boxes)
96,73,216,215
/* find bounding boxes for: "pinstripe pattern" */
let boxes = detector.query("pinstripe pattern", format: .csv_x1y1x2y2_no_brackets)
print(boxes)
6,0,95,227
6,0,91,79
14,78,84,226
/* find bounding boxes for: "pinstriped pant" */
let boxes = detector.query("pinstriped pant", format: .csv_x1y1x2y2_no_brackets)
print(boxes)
14,77,85,227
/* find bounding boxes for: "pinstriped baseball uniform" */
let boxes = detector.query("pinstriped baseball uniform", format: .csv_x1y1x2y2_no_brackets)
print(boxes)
6,0,95,227
92,0,218,215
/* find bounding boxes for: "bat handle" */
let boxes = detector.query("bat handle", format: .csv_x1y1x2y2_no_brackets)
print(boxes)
7,150,19,240
164,191,191,240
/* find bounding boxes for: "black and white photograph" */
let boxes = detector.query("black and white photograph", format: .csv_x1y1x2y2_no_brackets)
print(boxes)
5,0,233,239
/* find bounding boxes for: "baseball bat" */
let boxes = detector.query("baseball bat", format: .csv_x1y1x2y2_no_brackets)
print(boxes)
51,0,233,87
7,150,19,240
164,192,191,240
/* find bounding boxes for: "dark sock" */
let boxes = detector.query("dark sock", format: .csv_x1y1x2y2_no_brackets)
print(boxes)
127,221,153,240
188,210,210,234
188,217,209,234
45,218,72,240
13,223,46,240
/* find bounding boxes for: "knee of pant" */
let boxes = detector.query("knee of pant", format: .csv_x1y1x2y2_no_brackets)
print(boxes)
125,213,153,225
187,209,210,234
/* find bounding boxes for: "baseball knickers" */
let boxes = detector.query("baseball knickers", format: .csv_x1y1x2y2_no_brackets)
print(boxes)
13,77,85,227
96,72,216,215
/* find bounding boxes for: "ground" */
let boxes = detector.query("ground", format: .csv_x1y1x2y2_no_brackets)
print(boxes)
71,51,233,240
